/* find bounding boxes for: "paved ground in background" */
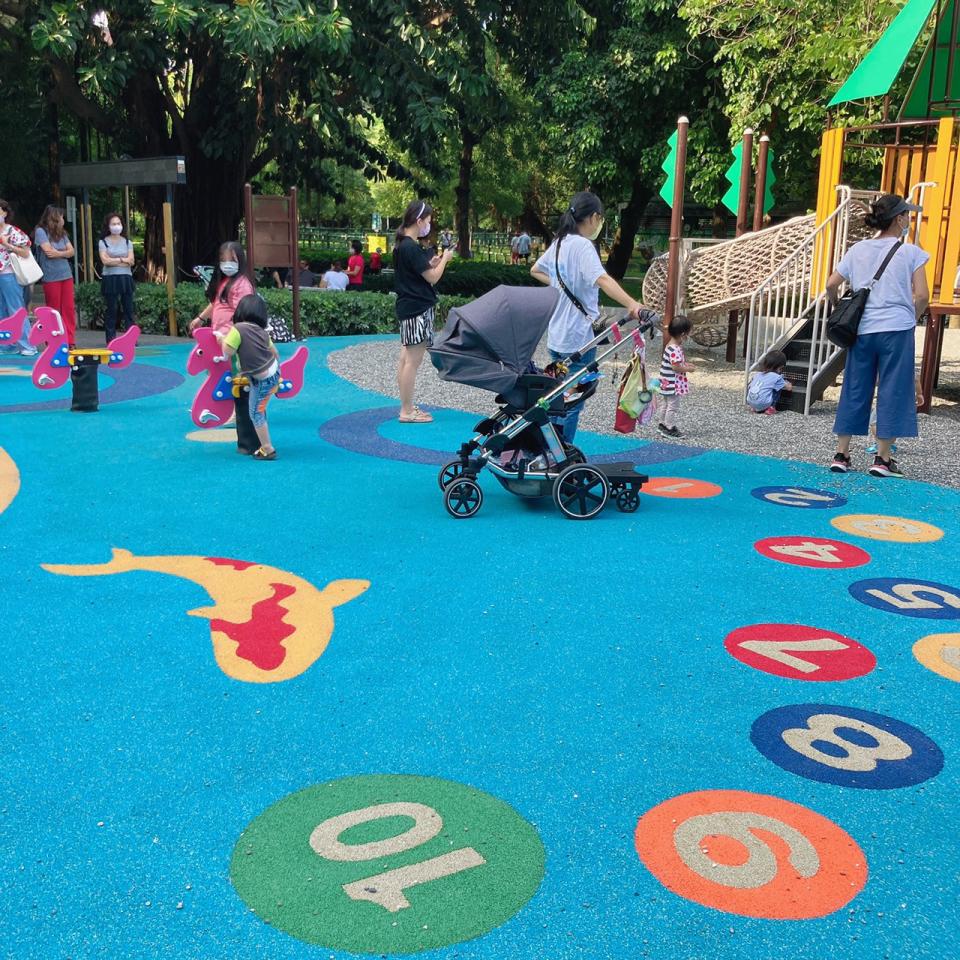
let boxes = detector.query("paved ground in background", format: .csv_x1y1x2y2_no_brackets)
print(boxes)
329,329,960,489
1,336,959,959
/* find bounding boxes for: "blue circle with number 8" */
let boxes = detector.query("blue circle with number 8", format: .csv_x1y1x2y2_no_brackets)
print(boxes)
750,704,944,789
848,577,960,620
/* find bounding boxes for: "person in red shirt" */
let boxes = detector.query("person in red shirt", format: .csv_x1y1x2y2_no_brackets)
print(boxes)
346,240,365,290
369,247,383,273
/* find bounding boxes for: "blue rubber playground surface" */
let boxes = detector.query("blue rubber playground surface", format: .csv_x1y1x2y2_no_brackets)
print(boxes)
2,337,959,959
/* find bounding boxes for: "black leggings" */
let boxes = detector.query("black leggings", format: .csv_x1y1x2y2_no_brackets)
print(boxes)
101,275,135,343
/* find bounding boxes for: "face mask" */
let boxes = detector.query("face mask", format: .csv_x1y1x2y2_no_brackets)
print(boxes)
220,261,239,276
110,223,123,235
588,219,603,241
418,221,431,238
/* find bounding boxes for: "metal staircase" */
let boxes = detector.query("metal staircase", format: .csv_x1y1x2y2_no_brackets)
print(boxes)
744,183,932,415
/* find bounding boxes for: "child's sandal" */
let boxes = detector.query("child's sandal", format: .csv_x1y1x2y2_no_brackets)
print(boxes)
253,447,277,460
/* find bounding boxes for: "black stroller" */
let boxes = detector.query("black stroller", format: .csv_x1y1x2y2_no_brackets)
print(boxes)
429,285,658,520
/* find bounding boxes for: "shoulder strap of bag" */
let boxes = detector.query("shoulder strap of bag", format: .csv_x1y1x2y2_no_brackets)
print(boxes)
870,240,903,287
555,239,594,319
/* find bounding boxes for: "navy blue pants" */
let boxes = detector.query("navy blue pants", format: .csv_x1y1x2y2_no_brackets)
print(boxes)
833,329,917,439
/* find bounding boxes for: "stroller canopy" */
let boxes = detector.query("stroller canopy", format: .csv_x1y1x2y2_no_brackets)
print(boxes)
429,284,559,398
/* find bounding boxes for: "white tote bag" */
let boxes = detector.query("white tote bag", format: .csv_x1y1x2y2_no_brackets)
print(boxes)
9,249,43,286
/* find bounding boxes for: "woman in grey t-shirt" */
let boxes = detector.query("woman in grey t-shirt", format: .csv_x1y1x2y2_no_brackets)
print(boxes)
825,194,929,479
98,212,135,344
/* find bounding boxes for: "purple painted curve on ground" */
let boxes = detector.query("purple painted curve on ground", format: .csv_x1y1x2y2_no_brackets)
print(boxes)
317,405,706,467
0,361,184,414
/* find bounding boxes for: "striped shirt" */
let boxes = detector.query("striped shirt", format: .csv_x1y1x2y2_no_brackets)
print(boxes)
658,343,688,396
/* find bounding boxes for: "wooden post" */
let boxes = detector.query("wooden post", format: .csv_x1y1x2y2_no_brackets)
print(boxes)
727,128,753,362
290,186,301,340
752,135,770,233
82,188,95,284
744,134,771,358
163,186,176,336
664,116,690,338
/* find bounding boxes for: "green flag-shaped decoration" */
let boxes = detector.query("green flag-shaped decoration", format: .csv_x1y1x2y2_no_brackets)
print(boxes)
659,130,678,207
721,142,744,216
763,149,776,216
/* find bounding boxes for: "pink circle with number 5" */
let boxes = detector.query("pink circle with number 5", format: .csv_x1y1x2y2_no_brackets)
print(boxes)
724,623,876,681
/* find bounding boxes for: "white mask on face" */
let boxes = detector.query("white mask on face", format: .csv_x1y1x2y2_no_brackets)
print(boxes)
110,223,123,235
418,220,431,239
588,218,603,241
220,261,239,277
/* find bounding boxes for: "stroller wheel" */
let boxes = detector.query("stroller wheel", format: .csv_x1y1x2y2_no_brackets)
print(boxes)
444,478,483,518
616,489,640,513
553,464,609,520
438,460,465,491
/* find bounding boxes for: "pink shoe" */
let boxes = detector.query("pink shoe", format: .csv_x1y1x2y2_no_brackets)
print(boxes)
764,406,777,415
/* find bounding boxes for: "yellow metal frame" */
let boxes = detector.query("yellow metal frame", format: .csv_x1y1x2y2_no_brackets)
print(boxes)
812,127,845,292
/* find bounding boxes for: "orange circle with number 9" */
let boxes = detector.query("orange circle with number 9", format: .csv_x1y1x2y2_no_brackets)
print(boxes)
634,790,867,919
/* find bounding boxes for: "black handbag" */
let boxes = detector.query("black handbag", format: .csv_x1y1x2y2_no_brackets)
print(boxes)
826,240,902,349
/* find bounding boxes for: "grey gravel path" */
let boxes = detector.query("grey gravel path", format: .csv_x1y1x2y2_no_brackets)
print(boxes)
329,329,960,489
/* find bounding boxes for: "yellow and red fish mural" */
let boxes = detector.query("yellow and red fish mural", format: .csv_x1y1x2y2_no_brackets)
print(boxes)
42,549,369,683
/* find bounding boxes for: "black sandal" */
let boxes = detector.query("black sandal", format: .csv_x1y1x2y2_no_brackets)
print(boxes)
252,447,277,460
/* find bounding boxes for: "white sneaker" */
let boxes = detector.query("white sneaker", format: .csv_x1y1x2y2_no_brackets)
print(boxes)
19,348,38,357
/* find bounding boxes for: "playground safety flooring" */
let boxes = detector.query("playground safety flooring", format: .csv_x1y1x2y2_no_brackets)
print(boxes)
1,336,959,960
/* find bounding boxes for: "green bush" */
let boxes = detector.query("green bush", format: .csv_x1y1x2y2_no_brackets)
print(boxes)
75,282,468,338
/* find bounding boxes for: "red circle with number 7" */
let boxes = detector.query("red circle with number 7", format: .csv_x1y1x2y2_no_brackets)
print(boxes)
724,623,876,681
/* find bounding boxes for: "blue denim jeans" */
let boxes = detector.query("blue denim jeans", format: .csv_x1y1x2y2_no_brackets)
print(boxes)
548,347,597,442
0,272,30,352
833,329,918,439
249,371,280,428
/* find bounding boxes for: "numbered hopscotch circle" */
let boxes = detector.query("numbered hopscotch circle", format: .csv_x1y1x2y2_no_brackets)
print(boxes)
849,578,960,620
750,486,847,509
230,774,545,953
750,704,944,789
640,477,723,499
634,790,867,919
754,536,871,569
913,633,960,683
830,513,944,544
724,624,875,681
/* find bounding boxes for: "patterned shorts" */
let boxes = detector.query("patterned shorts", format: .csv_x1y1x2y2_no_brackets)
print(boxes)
399,307,436,347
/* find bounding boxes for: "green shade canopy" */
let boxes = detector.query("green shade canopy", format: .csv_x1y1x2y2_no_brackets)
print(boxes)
829,0,936,107
902,0,960,117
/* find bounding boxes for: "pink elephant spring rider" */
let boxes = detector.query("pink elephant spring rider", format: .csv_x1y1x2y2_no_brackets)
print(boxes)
187,326,308,428
27,306,140,409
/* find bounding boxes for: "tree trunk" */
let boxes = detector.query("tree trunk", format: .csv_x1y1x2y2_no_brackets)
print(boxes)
455,125,478,259
605,175,653,281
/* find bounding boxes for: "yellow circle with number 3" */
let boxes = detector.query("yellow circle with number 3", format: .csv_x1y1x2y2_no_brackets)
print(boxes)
913,633,960,683
830,514,944,543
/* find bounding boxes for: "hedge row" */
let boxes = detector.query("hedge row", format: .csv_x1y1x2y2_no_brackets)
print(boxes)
74,282,470,338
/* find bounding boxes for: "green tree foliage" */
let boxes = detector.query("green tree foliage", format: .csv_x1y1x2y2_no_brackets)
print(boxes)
535,0,725,276
680,0,927,204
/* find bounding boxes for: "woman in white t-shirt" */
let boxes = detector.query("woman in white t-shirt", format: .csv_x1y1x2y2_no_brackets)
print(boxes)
531,191,643,441
826,194,929,479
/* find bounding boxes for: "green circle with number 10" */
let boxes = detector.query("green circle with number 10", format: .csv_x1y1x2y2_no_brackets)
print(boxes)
230,774,546,954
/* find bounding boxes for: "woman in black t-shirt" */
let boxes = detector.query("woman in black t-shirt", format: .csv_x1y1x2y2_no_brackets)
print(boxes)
394,199,454,422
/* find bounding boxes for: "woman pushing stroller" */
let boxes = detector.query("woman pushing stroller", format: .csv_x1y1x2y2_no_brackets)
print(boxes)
530,191,646,440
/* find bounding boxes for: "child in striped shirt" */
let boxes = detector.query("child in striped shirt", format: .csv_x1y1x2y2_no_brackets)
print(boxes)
656,315,694,439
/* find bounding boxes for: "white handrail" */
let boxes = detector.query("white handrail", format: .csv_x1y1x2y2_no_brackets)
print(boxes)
744,186,854,398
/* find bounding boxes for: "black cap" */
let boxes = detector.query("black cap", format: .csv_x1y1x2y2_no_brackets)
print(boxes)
871,194,921,218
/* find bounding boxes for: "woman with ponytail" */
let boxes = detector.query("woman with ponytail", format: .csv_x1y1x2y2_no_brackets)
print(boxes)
393,199,455,422
825,193,928,479
531,190,643,440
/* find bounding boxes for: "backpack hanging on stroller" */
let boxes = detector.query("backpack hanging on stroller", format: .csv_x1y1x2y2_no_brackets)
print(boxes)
429,285,658,519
